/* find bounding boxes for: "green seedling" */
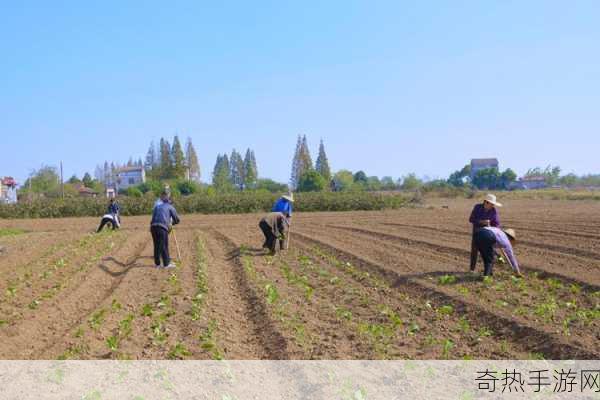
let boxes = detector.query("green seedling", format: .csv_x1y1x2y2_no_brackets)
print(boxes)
168,342,191,360
442,339,454,359
335,307,353,321
106,335,119,352
438,275,456,285
265,284,279,304
6,285,17,297
141,304,153,317
88,309,107,330
200,320,223,360
477,327,493,338
74,327,85,338
408,322,420,335
458,316,470,333
437,305,454,316
28,299,40,309
457,286,470,296
118,314,135,338
111,299,122,311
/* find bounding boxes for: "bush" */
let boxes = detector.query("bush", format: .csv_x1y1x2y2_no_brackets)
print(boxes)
0,192,409,218
126,187,143,198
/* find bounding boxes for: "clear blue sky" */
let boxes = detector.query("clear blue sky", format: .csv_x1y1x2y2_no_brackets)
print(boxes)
1,1,598,184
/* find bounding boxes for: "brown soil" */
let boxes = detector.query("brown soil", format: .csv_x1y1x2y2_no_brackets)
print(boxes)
0,198,598,359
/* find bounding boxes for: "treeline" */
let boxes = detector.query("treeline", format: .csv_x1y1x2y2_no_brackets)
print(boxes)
0,191,409,219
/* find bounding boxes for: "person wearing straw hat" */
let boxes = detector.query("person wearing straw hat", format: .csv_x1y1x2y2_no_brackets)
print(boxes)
468,193,502,271
272,192,294,219
271,192,294,250
473,227,521,277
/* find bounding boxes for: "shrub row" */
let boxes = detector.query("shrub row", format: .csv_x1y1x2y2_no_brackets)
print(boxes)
0,192,410,219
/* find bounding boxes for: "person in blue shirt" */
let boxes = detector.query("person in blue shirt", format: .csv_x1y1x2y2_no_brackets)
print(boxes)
272,192,294,219
107,198,121,226
150,191,180,269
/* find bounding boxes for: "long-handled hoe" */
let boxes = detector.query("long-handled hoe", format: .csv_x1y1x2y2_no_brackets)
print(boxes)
172,228,182,262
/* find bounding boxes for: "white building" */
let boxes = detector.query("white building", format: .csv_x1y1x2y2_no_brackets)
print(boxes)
0,177,18,204
115,166,146,191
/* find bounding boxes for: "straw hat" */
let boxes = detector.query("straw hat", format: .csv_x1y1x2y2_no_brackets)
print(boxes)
282,192,294,202
483,193,502,207
503,228,517,241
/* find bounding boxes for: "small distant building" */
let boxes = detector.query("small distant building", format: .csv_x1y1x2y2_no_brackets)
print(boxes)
105,186,116,199
510,175,548,190
116,166,146,191
74,184,99,198
0,177,18,204
470,158,499,179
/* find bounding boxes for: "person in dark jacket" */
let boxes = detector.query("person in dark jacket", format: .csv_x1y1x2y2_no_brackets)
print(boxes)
469,193,501,271
107,198,121,226
150,191,180,269
259,212,289,255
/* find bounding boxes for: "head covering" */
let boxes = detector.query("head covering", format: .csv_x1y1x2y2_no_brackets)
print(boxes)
282,192,294,203
483,193,502,207
503,228,517,241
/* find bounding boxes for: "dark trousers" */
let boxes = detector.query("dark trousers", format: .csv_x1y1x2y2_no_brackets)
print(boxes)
259,220,278,253
470,226,479,270
151,226,170,266
473,228,497,276
97,217,116,232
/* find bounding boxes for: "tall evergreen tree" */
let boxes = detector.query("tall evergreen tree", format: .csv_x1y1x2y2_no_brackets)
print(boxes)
212,154,231,191
291,135,313,189
290,135,303,189
243,148,258,189
171,135,186,179
315,139,331,182
103,161,111,185
185,137,201,182
159,138,172,179
229,149,245,190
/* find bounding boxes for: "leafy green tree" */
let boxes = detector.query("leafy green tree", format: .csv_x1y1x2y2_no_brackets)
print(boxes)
332,170,354,191
229,149,245,190
82,172,94,188
366,176,382,191
255,178,288,193
559,173,578,187
297,170,326,192
22,165,60,196
380,176,397,191
401,173,423,190
171,136,186,179
175,180,200,195
68,175,81,185
353,171,368,184
185,137,201,182
448,164,471,187
472,168,500,190
315,139,331,182
499,168,517,189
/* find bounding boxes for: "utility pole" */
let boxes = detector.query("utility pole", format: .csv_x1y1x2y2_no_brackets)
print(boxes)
60,161,64,199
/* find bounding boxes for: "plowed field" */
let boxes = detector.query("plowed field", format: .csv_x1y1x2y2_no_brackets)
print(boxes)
0,198,598,360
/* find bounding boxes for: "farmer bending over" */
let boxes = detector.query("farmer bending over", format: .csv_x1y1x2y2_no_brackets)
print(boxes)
259,212,289,255
473,227,521,277
97,213,119,232
469,193,501,271
150,191,180,269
